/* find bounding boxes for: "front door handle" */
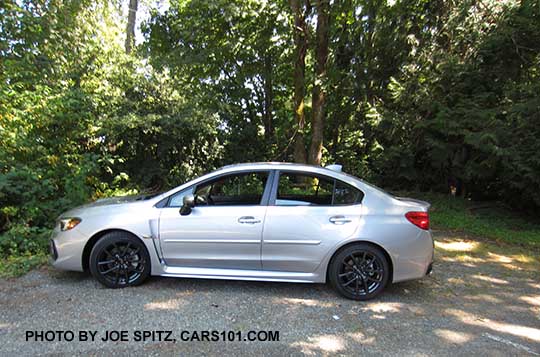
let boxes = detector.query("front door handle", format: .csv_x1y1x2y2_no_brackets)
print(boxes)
329,216,352,224
238,216,261,224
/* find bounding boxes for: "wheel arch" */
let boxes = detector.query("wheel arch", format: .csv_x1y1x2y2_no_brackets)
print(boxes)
82,228,147,271
325,240,394,284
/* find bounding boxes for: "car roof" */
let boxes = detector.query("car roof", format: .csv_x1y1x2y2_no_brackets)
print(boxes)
218,162,341,175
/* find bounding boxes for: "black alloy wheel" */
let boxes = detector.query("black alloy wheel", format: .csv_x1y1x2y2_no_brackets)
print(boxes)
329,243,389,300
89,232,150,288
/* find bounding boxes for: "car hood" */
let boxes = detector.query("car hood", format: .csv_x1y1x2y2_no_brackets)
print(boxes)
79,195,148,208
59,195,153,219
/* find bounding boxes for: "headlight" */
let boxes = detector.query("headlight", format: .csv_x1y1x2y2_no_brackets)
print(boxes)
59,217,82,231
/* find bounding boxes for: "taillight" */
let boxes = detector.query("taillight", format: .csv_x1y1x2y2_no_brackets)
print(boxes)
405,211,429,230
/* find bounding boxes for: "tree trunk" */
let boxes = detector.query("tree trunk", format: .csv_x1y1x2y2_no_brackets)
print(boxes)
290,0,308,164
308,0,330,166
125,0,139,54
263,52,274,140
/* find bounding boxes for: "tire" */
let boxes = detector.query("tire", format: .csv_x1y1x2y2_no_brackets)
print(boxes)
89,231,150,288
328,243,390,300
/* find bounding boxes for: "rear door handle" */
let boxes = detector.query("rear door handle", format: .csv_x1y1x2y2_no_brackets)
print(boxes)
238,216,261,224
329,216,352,224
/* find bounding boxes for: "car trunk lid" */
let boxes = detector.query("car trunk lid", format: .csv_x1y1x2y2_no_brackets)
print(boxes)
394,196,431,211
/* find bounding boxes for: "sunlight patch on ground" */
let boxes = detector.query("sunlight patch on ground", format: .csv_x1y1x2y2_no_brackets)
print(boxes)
520,295,540,307
277,298,335,308
447,277,466,285
445,308,540,343
436,239,540,273
363,302,403,313
439,255,484,264
471,274,509,285
406,305,425,315
465,294,503,304
487,252,514,263
291,335,346,355
435,240,480,252
501,263,523,271
528,282,540,289
175,290,196,297
348,331,376,344
513,254,536,264
483,252,540,272
434,329,473,344
144,299,183,311
434,235,540,274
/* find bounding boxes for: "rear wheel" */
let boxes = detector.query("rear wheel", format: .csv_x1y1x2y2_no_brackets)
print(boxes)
89,232,150,288
329,243,390,300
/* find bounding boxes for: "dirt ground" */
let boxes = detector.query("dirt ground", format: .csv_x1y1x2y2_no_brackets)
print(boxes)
0,231,539,356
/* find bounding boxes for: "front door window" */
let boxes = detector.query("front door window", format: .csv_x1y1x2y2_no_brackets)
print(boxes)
194,172,269,206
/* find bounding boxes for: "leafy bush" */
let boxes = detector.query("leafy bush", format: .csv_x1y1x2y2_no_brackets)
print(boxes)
0,254,49,278
0,225,50,259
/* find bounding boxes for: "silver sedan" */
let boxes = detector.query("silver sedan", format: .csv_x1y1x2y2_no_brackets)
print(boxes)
50,162,433,300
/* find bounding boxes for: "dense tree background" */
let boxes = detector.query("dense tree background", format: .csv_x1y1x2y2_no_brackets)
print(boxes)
1,0,539,258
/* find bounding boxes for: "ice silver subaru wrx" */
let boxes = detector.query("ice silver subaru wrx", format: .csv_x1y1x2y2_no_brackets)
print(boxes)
50,162,433,300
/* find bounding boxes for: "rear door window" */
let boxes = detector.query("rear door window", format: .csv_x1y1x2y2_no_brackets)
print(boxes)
276,172,363,206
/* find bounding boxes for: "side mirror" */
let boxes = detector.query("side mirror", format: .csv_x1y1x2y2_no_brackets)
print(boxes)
179,194,195,216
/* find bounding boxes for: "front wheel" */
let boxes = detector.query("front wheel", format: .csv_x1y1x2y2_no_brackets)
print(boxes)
328,243,390,300
89,232,150,288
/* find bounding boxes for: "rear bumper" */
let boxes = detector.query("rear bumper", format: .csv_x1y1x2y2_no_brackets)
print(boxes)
391,229,434,283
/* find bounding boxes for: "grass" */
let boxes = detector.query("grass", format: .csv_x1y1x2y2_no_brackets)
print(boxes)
412,192,540,249
0,253,48,278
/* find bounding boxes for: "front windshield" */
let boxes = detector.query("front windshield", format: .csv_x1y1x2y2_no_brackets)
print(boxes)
138,191,165,200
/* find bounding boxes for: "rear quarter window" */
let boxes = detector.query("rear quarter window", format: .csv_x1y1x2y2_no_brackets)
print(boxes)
333,180,364,205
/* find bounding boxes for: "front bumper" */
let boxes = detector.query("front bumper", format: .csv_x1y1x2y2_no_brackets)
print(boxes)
49,226,88,272
49,239,58,261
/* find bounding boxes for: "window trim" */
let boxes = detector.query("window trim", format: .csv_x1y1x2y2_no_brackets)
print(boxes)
269,170,363,207
164,169,274,208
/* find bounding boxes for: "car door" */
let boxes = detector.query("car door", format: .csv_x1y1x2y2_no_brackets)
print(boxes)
262,171,364,272
158,170,272,269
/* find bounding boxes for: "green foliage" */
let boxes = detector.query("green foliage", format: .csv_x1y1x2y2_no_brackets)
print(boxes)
0,0,223,266
376,0,540,210
143,0,293,161
100,68,225,188
413,192,540,249
0,224,49,258
0,253,48,278
1,1,124,261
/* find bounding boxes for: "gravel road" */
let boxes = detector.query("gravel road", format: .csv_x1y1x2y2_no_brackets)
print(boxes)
1,231,539,356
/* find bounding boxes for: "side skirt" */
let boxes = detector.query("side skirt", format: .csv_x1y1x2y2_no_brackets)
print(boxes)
156,265,323,283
